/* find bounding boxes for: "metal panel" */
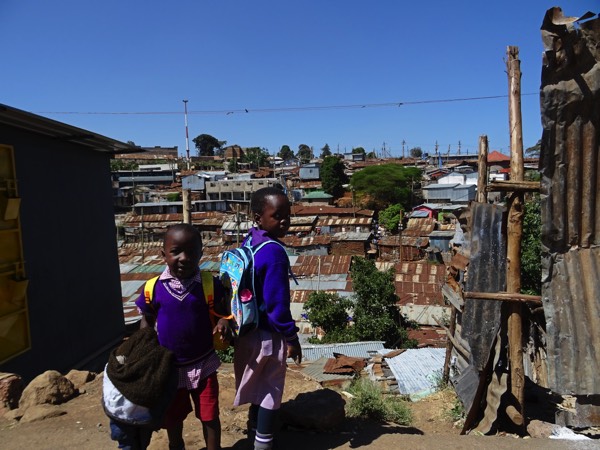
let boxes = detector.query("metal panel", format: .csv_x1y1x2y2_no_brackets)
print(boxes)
462,202,506,371
540,11,600,399
385,348,446,399
300,341,385,361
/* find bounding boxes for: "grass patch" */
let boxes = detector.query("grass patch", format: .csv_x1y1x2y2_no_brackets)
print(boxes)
346,378,412,426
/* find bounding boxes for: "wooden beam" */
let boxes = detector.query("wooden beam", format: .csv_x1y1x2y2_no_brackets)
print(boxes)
433,315,470,359
486,180,540,193
477,135,489,203
442,306,458,383
463,291,542,305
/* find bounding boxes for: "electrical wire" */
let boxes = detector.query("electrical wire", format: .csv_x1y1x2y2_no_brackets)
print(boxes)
36,92,539,116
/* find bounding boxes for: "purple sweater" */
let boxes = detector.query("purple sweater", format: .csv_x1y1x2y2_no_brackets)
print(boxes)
135,279,218,365
245,227,298,342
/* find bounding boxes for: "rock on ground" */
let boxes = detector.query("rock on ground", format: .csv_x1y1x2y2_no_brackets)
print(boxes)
18,370,77,411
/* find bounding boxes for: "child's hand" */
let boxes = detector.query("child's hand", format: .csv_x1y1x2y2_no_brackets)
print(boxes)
214,318,233,343
287,341,302,366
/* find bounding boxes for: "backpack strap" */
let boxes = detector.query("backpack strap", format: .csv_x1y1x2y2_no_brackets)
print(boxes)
252,240,299,285
144,276,160,307
201,271,234,320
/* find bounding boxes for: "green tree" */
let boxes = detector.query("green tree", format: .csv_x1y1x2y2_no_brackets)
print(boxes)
304,292,353,343
320,143,332,158
242,147,270,169
192,134,226,157
521,196,541,295
379,204,404,234
110,159,138,171
278,145,294,161
227,158,239,173
352,147,366,155
350,164,421,210
320,156,348,198
367,150,377,159
297,144,312,163
350,257,416,348
525,139,541,158
409,147,423,158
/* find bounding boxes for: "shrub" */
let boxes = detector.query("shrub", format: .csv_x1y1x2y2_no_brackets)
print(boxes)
346,378,412,425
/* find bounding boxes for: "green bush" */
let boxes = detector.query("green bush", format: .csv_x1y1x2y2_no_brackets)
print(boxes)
216,346,234,363
346,378,412,425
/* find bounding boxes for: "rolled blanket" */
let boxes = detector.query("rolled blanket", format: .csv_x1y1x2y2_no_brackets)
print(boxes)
107,327,174,408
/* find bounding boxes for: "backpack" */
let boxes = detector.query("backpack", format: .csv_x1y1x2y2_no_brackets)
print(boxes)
220,239,296,337
143,271,232,351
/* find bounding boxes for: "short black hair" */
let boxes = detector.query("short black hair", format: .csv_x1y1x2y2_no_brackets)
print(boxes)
250,186,287,214
164,223,202,246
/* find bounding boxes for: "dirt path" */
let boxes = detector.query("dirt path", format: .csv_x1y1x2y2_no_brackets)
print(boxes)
0,365,595,450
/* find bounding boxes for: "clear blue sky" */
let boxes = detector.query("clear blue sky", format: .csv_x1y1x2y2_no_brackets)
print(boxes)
1,1,594,158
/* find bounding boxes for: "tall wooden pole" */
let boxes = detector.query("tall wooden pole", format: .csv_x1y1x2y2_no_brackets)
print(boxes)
506,45,525,429
182,188,192,224
477,135,489,203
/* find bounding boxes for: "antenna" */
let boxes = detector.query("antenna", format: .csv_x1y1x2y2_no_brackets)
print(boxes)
183,100,190,170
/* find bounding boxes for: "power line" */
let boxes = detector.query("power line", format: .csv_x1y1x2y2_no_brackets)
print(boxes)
36,92,539,116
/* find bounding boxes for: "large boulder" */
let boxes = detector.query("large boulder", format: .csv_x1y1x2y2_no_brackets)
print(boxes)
19,404,67,423
18,370,77,411
65,370,95,391
0,373,24,415
280,389,346,431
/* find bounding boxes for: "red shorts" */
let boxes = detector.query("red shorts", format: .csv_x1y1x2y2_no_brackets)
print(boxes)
162,372,219,428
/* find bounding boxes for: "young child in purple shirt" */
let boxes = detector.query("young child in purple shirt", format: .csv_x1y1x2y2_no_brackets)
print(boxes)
233,187,302,450
135,223,231,450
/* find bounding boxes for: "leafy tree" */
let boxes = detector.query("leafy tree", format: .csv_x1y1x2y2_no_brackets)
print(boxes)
350,257,416,348
297,144,312,163
110,159,138,171
278,145,294,161
350,164,421,210
320,143,332,158
521,196,541,295
352,147,366,155
379,204,404,234
228,158,239,173
409,147,423,158
525,139,541,158
242,147,270,169
320,156,348,198
192,134,226,157
304,292,353,343
367,150,377,159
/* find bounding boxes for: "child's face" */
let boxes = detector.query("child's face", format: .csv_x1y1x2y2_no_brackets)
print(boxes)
162,229,202,279
255,194,290,238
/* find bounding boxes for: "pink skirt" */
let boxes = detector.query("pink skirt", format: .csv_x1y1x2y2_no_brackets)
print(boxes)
233,328,287,410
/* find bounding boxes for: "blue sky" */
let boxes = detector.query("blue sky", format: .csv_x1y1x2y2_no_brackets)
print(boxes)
1,1,594,158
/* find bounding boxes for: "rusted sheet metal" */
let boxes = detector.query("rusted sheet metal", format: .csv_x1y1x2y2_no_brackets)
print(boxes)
461,202,506,371
540,9,600,400
291,205,374,217
122,211,228,226
316,217,372,227
292,255,352,276
403,217,436,237
281,235,331,247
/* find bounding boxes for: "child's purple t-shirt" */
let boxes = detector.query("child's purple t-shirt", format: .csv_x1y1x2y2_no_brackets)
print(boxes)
135,279,215,365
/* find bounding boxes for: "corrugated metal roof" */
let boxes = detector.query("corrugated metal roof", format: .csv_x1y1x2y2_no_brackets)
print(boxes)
385,348,446,400
291,205,374,217
281,235,331,247
317,217,372,227
292,255,352,276
0,103,138,154
331,231,372,241
300,341,385,361
403,217,436,237
292,279,349,291
290,290,353,304
121,280,146,298
298,357,355,384
290,215,318,225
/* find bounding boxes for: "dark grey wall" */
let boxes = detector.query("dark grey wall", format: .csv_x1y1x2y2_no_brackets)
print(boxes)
0,125,124,381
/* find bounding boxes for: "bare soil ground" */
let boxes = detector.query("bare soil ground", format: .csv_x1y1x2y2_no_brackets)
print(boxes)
0,365,595,450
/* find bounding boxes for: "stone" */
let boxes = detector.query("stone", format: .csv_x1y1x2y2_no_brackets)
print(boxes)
527,419,559,438
3,407,23,421
0,373,25,414
65,370,95,391
19,404,67,423
280,389,346,431
19,370,77,411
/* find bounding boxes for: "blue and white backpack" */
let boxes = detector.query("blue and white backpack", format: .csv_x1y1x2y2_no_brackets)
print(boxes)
220,239,295,337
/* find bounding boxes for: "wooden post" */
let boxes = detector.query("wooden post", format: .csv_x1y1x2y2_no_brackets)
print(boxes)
182,188,192,224
506,45,525,429
477,135,489,203
442,306,457,383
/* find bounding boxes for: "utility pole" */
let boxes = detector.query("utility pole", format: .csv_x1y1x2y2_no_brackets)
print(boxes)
183,100,190,170
458,140,462,156
402,140,406,159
